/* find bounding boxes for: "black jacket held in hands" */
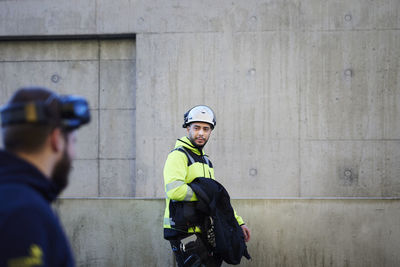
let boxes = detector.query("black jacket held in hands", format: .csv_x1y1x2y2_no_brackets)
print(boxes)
189,177,251,265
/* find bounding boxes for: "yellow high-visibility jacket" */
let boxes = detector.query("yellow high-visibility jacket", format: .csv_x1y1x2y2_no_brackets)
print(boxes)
163,136,244,239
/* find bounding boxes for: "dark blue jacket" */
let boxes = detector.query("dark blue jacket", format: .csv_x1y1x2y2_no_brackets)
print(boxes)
0,150,75,267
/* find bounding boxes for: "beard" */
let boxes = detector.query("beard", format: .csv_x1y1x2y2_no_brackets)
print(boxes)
51,148,72,192
188,134,208,149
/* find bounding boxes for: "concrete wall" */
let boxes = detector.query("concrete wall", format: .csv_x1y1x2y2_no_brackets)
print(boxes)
54,198,400,267
1,0,400,266
0,39,136,197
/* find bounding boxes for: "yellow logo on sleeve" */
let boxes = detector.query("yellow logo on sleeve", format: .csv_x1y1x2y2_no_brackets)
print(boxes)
7,244,43,267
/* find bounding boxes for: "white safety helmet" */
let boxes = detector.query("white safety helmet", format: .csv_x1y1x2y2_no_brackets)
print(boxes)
182,105,216,129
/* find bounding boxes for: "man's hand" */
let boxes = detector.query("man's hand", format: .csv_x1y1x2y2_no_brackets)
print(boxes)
241,225,251,242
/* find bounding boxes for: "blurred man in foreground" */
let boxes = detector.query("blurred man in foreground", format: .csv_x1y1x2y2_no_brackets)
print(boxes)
0,87,90,267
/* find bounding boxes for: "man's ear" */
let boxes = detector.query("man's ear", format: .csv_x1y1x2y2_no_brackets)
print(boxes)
49,128,65,153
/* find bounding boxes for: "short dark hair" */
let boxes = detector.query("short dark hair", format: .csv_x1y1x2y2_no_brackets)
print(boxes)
1,87,65,153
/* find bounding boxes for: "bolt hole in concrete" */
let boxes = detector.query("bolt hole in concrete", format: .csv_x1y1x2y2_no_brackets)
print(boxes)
51,74,61,83
344,69,353,77
344,14,352,22
248,68,256,76
249,168,257,176
341,168,358,186
344,170,352,178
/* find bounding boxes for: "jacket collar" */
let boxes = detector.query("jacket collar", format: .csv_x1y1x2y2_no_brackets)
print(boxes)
175,136,204,155
0,150,61,202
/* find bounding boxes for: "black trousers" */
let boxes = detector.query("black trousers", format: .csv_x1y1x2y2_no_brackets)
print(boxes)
169,234,222,267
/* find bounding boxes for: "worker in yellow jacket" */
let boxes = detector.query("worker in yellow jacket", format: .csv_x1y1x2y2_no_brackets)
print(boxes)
163,105,251,267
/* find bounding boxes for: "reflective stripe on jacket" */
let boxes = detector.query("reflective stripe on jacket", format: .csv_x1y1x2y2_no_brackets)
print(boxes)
163,136,244,238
